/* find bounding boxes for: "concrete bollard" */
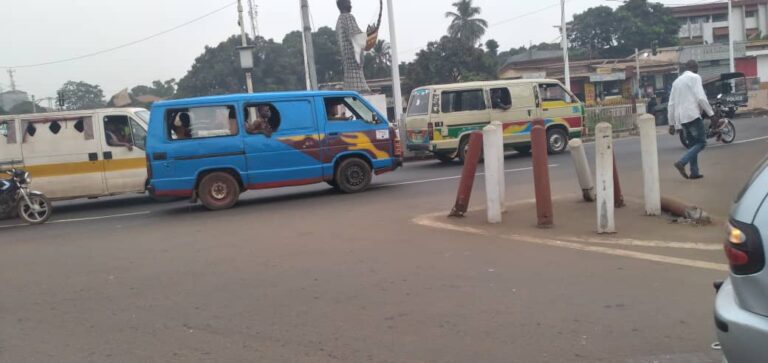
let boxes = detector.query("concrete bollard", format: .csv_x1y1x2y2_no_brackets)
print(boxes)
595,122,615,234
483,124,503,223
491,121,506,213
638,114,661,216
568,139,595,202
531,123,553,227
449,132,484,217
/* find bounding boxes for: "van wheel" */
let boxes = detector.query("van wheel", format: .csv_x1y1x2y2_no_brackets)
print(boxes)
335,158,372,193
458,137,482,164
513,146,531,155
547,128,568,154
198,172,240,210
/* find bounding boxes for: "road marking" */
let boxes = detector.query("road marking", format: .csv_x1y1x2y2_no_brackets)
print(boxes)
383,165,558,187
710,134,768,148
563,236,722,250
412,212,728,272
0,211,151,229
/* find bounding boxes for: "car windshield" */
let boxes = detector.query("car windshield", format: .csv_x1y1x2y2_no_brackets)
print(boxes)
407,89,430,116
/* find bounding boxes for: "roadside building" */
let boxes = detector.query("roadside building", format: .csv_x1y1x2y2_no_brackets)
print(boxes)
671,0,768,45
0,90,30,112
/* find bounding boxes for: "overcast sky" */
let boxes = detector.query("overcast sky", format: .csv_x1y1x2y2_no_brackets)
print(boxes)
1,0,712,100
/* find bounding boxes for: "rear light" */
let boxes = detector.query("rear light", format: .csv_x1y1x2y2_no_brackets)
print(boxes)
427,122,434,142
391,127,402,157
146,154,152,180
724,220,766,275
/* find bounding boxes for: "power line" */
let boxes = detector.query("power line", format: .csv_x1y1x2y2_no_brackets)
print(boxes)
0,1,237,69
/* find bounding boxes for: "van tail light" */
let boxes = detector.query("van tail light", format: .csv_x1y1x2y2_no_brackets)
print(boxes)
724,220,766,275
146,154,153,180
427,121,434,141
391,127,403,157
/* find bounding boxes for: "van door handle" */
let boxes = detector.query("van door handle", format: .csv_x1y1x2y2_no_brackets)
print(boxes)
88,152,98,161
153,152,167,161
103,151,113,160
328,132,340,137
527,110,532,117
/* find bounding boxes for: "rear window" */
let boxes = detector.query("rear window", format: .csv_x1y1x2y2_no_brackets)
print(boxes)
407,89,430,116
441,89,486,113
736,155,768,203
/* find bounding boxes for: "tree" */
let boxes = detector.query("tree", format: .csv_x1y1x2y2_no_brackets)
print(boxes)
364,40,392,80
569,6,618,59
485,39,499,56
404,36,495,93
9,101,48,115
57,81,105,111
131,79,177,98
615,0,679,52
0,107,6,115
445,0,488,45
176,35,246,97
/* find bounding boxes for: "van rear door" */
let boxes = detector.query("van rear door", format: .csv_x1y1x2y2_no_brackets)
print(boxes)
98,111,149,194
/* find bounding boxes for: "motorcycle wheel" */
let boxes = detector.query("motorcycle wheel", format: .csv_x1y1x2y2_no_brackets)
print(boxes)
719,120,736,144
18,194,52,224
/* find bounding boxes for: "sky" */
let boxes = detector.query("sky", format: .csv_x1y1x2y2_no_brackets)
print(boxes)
0,0,716,101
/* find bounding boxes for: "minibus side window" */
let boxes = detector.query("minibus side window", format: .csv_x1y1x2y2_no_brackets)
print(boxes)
244,103,281,136
323,97,378,123
490,88,512,110
104,115,134,149
166,106,238,140
440,89,486,113
538,84,572,103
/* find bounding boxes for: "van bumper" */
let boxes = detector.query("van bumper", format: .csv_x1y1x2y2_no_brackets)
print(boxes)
407,143,431,152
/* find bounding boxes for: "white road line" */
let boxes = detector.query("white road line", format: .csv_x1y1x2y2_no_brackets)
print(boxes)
383,165,559,187
563,236,722,250
0,211,151,229
413,213,728,272
710,134,768,148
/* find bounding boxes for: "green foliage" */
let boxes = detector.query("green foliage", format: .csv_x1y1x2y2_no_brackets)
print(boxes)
364,40,392,81
485,39,499,56
176,35,246,97
445,0,488,46
131,79,177,98
57,81,106,111
569,0,678,58
403,36,495,93
0,107,6,115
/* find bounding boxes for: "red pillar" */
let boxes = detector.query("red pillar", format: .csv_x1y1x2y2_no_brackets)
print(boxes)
449,132,484,217
531,119,553,227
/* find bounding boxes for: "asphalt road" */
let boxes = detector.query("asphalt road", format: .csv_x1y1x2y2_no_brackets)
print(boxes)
2,117,768,362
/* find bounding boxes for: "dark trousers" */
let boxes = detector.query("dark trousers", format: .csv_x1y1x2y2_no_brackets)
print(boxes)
679,118,707,176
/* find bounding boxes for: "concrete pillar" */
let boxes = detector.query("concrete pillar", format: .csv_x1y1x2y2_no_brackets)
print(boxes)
531,122,553,227
491,121,506,213
638,114,661,216
595,122,615,234
449,132,483,217
483,124,503,224
568,139,595,202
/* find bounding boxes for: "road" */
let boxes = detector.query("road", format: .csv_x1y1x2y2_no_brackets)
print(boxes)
1,117,768,362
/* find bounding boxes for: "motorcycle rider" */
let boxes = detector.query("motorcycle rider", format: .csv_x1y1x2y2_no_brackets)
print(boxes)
668,59,718,180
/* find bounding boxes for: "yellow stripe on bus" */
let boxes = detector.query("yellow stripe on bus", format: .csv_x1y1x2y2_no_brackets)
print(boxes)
24,157,146,178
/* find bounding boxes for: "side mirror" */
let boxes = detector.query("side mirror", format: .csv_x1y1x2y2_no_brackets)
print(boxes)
372,114,380,124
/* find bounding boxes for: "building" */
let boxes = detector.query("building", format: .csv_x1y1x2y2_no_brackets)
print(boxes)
0,90,30,112
672,0,768,44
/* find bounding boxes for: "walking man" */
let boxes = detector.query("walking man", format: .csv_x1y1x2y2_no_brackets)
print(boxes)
668,60,716,180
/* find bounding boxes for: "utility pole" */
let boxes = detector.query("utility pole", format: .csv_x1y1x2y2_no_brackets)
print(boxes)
237,0,254,93
247,0,259,39
300,0,318,90
560,0,571,91
635,48,641,97
728,0,735,73
7,69,17,91
31,95,37,113
387,0,404,133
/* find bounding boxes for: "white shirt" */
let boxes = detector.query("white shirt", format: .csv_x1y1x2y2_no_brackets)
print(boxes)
667,71,714,129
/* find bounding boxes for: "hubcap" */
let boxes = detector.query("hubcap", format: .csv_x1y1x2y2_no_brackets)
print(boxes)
211,182,228,200
550,134,565,151
345,166,365,187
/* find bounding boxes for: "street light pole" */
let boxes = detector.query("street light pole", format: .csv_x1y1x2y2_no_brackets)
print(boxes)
237,0,254,93
300,0,319,90
635,48,641,97
387,0,404,131
728,0,735,72
561,0,571,91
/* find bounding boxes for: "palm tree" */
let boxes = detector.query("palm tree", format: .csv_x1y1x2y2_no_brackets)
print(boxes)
445,0,489,45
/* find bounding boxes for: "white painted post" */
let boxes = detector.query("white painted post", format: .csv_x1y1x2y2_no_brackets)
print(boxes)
595,122,615,234
568,139,595,202
483,124,503,224
491,121,506,212
638,114,661,216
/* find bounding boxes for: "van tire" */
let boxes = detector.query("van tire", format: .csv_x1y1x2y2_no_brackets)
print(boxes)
198,172,240,210
458,136,483,164
435,153,454,163
335,158,372,193
546,128,568,154
513,146,531,155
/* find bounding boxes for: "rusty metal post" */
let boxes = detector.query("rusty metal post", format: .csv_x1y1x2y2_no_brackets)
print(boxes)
449,131,484,217
612,151,625,208
531,122,553,227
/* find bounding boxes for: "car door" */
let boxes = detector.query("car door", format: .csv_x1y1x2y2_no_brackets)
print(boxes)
99,112,149,194
320,95,393,173
488,84,537,144
243,99,324,188
538,82,581,128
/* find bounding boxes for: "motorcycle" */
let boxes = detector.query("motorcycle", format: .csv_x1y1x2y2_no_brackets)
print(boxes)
677,95,736,149
0,168,52,224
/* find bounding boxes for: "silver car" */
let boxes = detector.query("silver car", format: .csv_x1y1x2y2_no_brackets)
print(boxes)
715,155,768,362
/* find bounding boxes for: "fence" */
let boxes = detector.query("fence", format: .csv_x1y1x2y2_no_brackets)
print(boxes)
583,102,646,136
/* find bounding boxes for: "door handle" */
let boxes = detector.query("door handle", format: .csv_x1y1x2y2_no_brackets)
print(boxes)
153,152,167,161
527,109,532,117
328,132,340,137
88,152,98,161
103,151,113,160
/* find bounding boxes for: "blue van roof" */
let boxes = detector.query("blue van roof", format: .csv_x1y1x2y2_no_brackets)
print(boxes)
153,91,362,108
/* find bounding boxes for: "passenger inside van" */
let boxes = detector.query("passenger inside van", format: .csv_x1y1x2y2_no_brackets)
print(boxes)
245,105,276,137
226,107,238,135
491,88,512,110
325,99,350,120
171,112,192,140
105,120,133,151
